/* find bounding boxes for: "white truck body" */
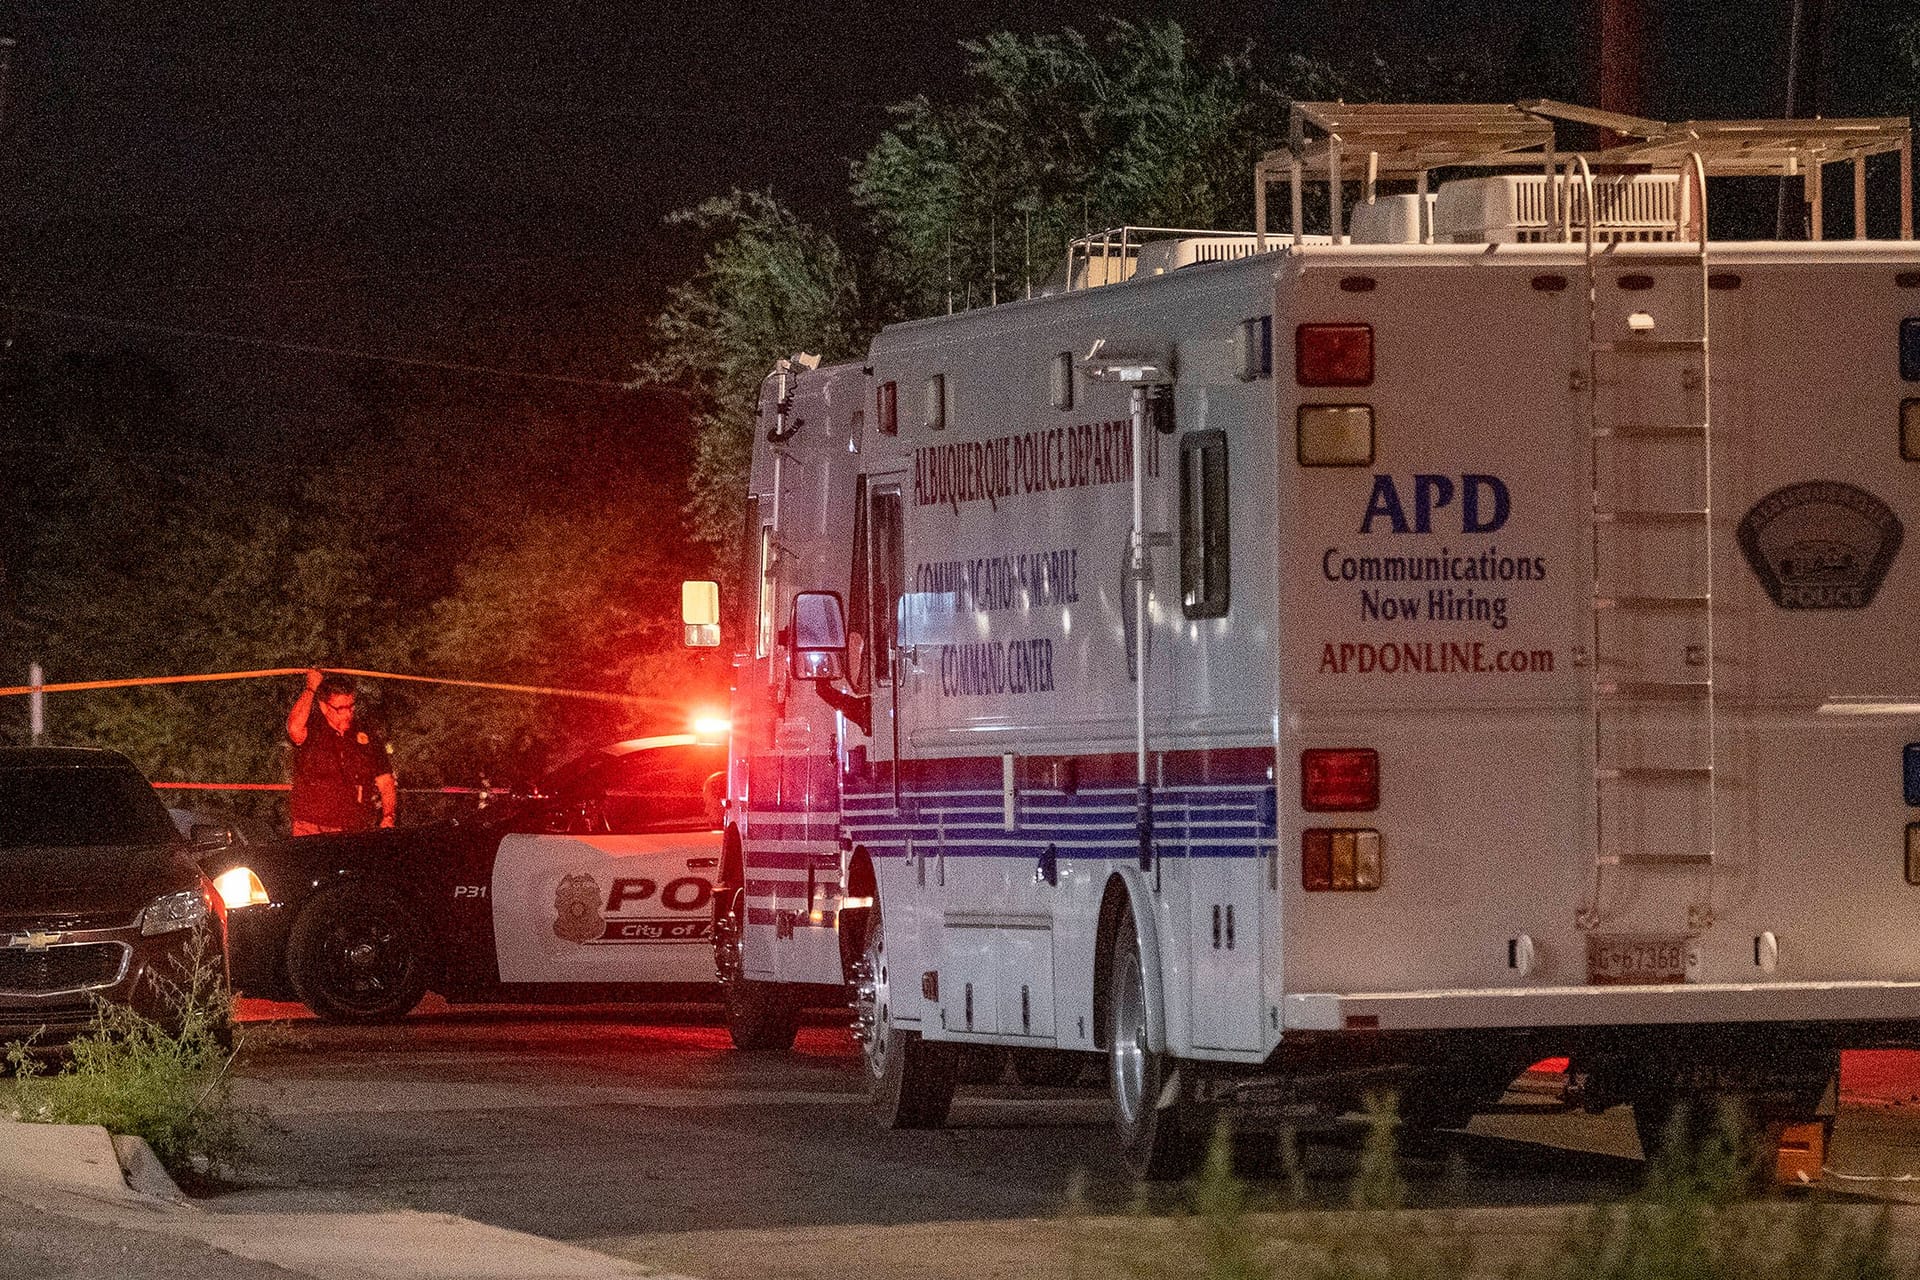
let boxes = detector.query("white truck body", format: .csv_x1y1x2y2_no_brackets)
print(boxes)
713,102,1920,1170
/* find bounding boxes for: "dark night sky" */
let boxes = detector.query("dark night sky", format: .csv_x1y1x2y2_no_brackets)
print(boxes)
0,2,1811,462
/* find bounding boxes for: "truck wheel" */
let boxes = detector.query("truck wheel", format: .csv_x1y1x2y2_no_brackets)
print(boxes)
716,887,797,1051
285,886,428,1023
1108,912,1204,1180
856,896,954,1128
1632,1090,1755,1170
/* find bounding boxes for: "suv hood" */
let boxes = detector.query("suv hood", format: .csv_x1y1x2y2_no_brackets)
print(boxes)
0,842,198,928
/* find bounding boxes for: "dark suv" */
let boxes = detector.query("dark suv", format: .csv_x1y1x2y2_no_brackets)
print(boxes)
0,747,229,1043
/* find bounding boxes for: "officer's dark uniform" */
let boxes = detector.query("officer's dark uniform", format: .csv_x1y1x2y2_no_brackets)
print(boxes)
290,716,391,833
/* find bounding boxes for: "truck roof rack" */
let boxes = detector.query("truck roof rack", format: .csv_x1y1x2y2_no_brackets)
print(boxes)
1255,99,1914,248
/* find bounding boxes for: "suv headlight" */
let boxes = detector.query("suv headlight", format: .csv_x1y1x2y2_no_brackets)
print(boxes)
141,888,211,936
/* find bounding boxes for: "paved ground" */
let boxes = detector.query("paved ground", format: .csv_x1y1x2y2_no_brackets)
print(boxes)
175,999,1920,1278
16,997,1920,1279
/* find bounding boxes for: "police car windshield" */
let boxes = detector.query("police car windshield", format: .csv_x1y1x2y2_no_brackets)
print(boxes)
0,767,177,849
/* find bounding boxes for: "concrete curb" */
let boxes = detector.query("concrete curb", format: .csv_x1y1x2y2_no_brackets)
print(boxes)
0,1118,698,1279
111,1132,193,1205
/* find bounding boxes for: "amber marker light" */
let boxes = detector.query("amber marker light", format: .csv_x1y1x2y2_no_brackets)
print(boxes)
214,866,271,910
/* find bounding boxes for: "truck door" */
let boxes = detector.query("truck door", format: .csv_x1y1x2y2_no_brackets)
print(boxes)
858,473,947,1020
1173,423,1266,1051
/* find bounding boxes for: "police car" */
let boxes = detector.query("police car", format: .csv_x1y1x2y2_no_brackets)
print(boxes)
208,734,726,1021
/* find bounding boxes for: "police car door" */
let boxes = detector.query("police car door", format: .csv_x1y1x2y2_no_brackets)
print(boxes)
490,745,721,987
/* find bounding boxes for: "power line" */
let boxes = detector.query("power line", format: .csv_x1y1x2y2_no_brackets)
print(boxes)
2,302,637,390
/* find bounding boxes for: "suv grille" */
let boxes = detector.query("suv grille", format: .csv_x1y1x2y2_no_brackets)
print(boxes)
0,943,127,995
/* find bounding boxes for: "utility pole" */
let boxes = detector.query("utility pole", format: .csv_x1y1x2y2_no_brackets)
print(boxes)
1777,0,1827,237
1594,0,1648,145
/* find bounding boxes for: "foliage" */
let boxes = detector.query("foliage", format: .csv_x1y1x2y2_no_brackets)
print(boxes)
401,497,729,793
6,935,246,1174
851,22,1290,319
638,191,868,552
1062,1096,1912,1280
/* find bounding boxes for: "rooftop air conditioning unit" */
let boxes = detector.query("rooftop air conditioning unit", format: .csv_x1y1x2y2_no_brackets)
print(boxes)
1131,235,1266,277
1432,174,1681,244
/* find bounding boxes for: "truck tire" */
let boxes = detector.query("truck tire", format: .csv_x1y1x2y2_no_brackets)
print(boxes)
286,885,428,1023
1107,910,1204,1180
716,887,797,1051
857,896,955,1128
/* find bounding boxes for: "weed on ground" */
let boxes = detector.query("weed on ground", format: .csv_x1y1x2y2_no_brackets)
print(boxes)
6,936,249,1177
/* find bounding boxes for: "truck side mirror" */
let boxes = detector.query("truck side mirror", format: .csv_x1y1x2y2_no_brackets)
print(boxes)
682,580,721,648
790,591,848,681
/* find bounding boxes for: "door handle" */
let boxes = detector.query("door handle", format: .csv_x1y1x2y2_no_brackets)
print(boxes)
686,857,719,869
1035,842,1058,887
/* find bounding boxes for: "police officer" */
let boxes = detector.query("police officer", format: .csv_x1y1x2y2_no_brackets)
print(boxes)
285,669,396,836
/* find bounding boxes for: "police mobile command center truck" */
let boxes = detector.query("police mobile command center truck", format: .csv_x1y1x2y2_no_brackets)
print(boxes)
684,100,1920,1177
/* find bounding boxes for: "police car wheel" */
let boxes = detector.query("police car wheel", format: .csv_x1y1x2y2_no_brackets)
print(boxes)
717,887,798,1051
1108,915,1204,1180
725,982,798,1051
861,897,955,1129
286,886,429,1023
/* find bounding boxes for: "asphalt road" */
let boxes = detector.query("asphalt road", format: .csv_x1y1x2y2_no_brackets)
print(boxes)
203,997,1920,1278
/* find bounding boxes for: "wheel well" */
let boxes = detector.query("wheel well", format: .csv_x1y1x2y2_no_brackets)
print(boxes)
1091,875,1133,1051
838,847,877,980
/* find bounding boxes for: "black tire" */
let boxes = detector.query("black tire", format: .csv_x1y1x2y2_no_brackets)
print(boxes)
1107,910,1204,1180
1631,1090,1760,1174
285,886,428,1023
725,982,799,1052
857,896,955,1128
1010,1047,1085,1088
715,887,798,1051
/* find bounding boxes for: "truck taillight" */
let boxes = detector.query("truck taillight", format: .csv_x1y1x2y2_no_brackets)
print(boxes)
1295,323,1373,387
1303,829,1381,891
1302,748,1379,811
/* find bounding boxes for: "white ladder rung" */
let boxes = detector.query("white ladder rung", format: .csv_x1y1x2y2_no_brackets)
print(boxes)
1597,679,1713,699
1594,508,1709,524
1594,593,1710,609
1592,423,1708,439
1596,766,1714,781
1592,338,1708,353
1597,852,1714,867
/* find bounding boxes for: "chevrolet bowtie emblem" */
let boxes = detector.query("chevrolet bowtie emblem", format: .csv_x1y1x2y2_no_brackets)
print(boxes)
6,931,61,952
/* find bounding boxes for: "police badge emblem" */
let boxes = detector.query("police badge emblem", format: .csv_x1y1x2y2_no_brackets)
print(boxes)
1736,481,1903,610
552,873,603,944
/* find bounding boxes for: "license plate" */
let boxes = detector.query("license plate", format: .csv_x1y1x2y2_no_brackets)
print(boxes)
1586,934,1689,986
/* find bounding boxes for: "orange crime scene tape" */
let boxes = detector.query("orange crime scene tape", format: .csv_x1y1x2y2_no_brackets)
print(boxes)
0,666,669,708
1,667,685,794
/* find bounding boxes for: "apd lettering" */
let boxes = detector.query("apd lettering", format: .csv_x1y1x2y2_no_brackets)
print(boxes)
1361,474,1510,534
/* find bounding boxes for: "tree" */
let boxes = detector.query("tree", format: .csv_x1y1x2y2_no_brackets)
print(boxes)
638,192,867,552
400,497,728,798
851,22,1290,320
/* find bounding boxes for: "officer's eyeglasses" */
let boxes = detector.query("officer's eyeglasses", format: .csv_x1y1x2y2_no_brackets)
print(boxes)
323,699,355,713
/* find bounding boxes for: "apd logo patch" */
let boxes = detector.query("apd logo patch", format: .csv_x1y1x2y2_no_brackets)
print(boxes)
1736,481,1903,610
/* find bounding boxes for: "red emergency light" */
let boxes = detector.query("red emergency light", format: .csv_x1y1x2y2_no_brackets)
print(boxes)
1295,323,1374,387
1301,747,1379,812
